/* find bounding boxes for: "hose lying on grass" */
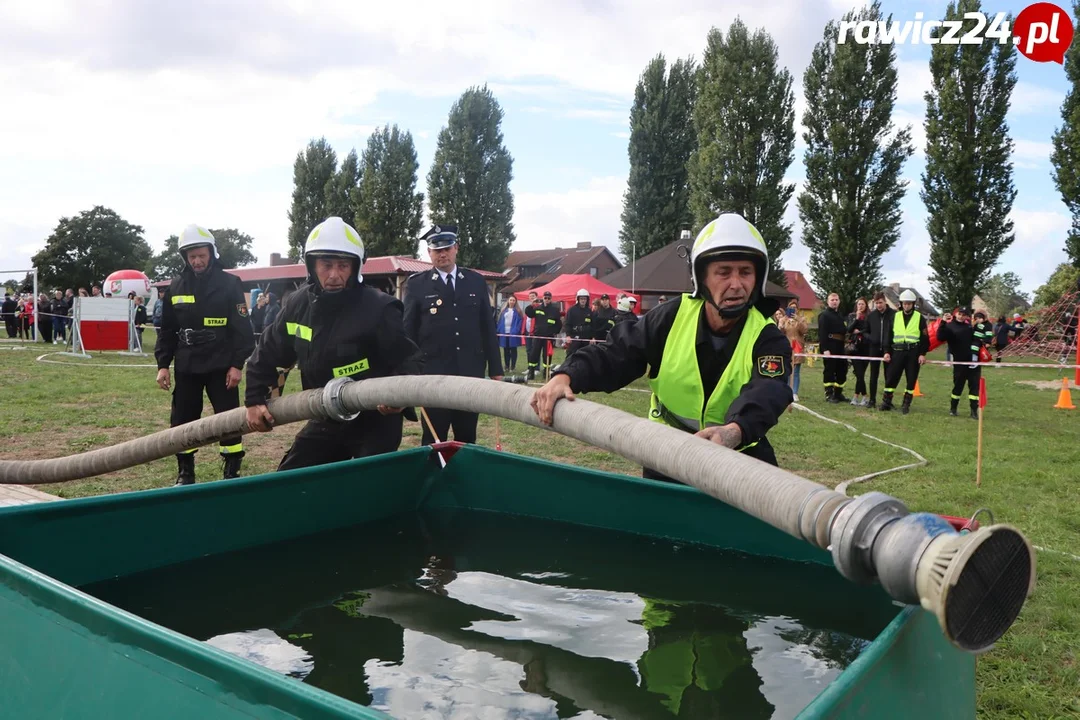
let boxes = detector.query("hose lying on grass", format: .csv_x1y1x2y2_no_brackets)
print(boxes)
0,375,1035,654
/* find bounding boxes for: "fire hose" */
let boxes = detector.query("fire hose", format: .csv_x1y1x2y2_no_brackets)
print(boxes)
0,374,1034,654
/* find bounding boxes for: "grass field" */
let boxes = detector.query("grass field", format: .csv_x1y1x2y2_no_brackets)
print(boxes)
1,334,1078,719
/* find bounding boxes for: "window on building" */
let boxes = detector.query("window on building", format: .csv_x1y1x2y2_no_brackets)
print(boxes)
589,267,597,277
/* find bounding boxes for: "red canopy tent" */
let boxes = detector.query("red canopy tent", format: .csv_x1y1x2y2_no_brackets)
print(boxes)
513,274,641,313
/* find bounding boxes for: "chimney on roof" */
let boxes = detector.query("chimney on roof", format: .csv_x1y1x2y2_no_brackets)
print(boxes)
577,241,592,250
270,253,282,266
889,282,900,292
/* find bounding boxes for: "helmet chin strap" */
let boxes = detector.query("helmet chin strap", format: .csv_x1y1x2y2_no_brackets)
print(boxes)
704,291,756,320
717,301,749,319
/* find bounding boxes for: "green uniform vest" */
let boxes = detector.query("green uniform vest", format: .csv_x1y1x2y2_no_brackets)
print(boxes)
647,295,770,445
892,310,922,345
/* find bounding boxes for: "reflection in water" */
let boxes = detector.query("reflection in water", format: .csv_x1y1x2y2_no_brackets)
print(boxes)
80,510,897,719
365,630,561,719
443,571,648,669
744,617,871,720
204,628,314,679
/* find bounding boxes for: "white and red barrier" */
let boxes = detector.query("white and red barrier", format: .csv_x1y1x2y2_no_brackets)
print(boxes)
60,297,145,357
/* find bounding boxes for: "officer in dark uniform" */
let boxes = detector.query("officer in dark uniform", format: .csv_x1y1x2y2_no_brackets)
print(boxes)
524,290,562,380
936,307,988,419
564,288,594,359
155,224,256,485
817,292,849,403
531,213,793,482
403,224,503,445
244,217,424,468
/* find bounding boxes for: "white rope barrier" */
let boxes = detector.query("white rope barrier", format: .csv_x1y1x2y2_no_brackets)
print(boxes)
796,350,1079,370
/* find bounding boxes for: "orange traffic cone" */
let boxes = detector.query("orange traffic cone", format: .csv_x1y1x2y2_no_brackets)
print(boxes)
1054,378,1075,410
913,380,924,397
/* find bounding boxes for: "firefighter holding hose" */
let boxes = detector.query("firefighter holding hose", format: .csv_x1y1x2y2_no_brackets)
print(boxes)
155,225,255,485
243,217,423,469
530,213,793,482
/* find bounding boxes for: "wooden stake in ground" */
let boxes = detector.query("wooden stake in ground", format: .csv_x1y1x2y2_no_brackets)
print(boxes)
976,377,987,488
495,416,502,451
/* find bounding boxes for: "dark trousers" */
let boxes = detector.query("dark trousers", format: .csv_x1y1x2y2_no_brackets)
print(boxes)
868,347,885,399
502,346,518,370
884,350,921,395
952,365,981,403
851,358,868,394
171,369,243,456
527,337,555,377
278,413,403,471
3,316,15,338
823,355,847,393
421,407,478,445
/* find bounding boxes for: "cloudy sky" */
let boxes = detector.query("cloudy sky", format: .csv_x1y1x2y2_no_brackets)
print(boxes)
0,0,1070,296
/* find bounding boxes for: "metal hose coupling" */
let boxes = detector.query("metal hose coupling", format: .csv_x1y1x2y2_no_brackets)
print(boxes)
322,377,361,422
830,492,1036,653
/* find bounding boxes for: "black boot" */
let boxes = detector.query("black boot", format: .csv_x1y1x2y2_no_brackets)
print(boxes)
222,452,244,480
833,387,849,404
879,392,894,411
970,400,979,420
175,453,196,486
868,394,877,410
950,399,959,416
901,393,912,415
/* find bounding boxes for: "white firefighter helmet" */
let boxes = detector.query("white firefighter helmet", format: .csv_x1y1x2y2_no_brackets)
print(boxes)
177,224,217,262
899,289,918,303
576,288,589,299
689,213,770,304
303,217,365,285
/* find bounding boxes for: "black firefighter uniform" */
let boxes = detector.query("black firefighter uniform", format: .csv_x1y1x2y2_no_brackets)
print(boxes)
155,262,256,465
524,298,563,378
245,282,424,469
881,309,929,413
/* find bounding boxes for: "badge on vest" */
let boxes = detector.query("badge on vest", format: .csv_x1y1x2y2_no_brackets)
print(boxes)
237,304,248,317
757,355,784,377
